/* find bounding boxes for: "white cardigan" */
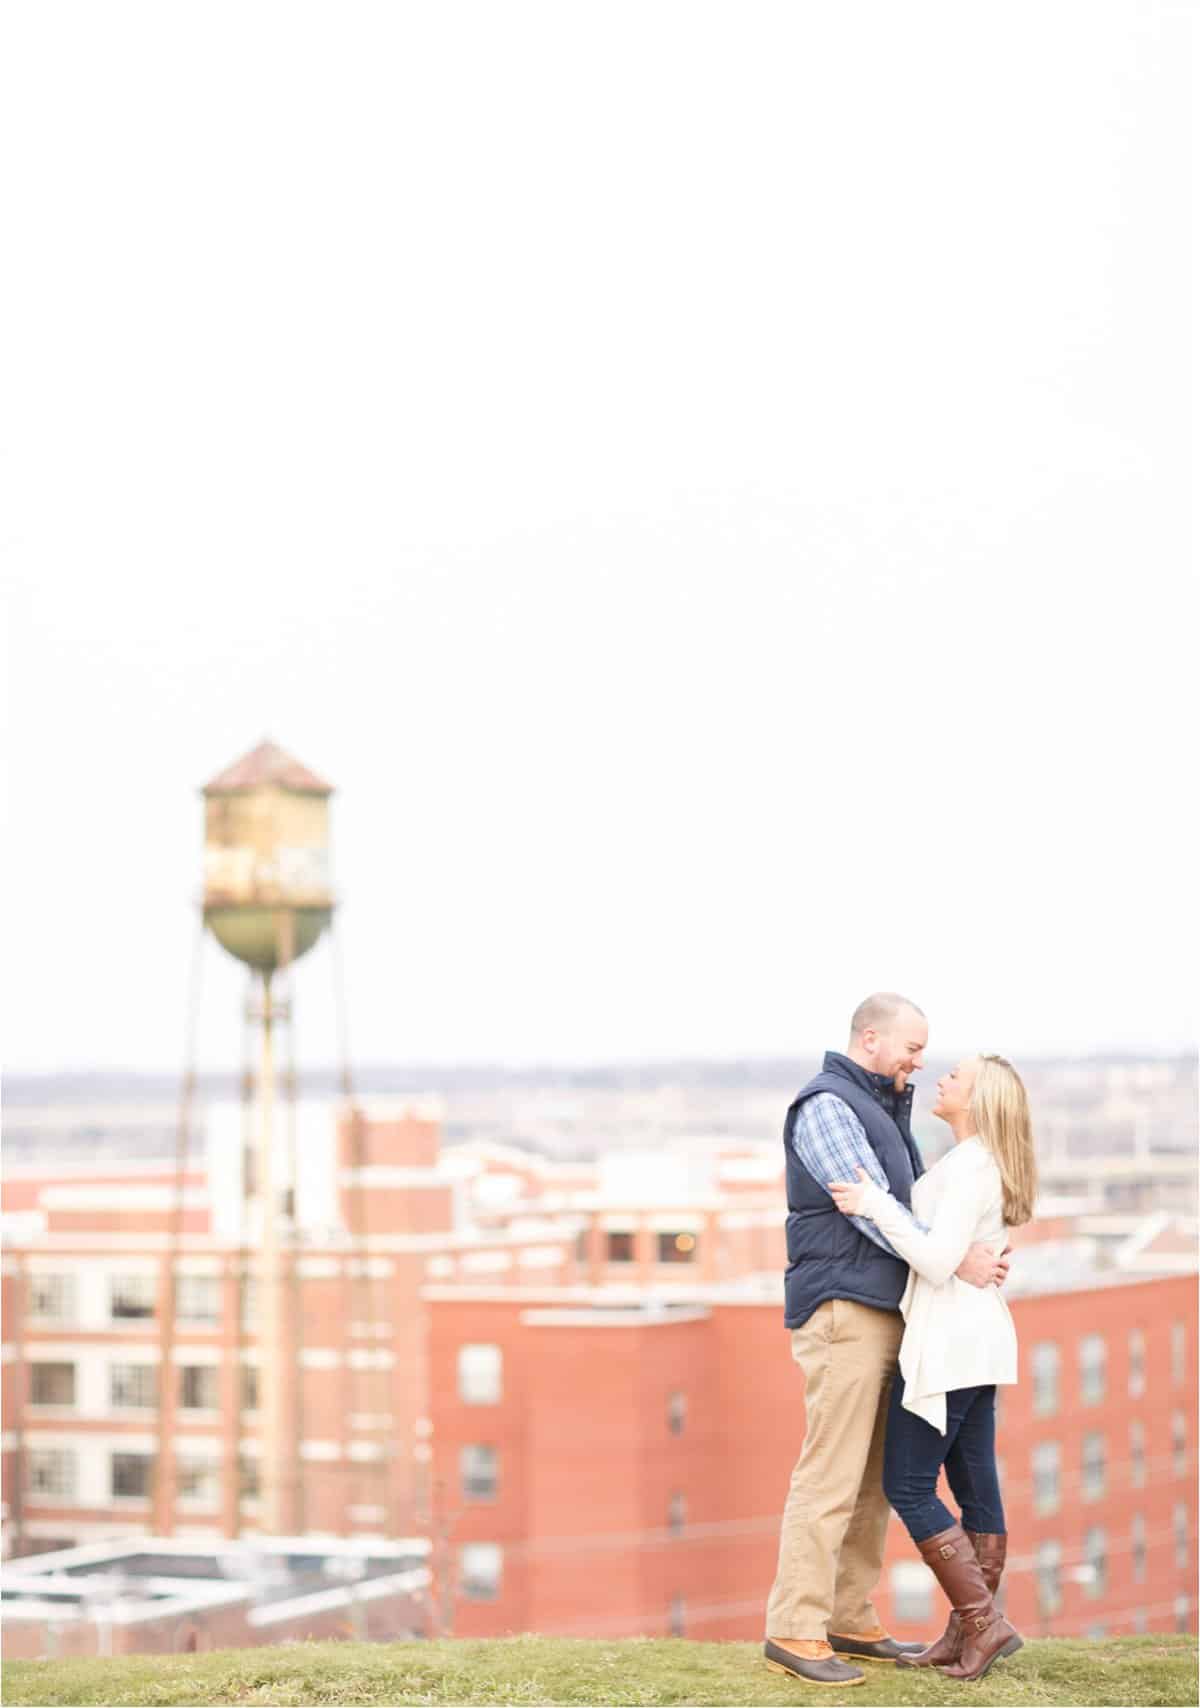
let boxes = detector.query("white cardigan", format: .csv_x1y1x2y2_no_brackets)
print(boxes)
857,1134,1016,1435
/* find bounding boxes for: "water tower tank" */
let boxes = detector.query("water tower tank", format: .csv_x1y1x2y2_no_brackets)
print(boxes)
201,739,334,971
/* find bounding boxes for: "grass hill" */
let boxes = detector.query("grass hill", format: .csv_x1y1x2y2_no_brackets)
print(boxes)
3,1634,1198,1707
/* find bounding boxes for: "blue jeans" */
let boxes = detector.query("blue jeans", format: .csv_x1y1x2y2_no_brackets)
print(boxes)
882,1374,1006,1543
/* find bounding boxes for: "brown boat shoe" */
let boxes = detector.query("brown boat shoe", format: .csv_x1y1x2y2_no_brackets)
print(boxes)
829,1627,927,1663
764,1639,866,1686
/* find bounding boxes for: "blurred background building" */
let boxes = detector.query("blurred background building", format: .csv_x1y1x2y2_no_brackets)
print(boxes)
2,743,1196,1657
3,1095,1196,1655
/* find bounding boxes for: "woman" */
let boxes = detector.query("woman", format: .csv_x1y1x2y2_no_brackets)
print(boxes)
827,1053,1037,1682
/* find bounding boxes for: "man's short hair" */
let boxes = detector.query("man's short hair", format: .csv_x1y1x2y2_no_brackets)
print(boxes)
849,991,926,1038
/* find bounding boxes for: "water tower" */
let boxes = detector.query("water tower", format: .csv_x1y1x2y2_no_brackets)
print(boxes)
201,738,334,974
182,739,336,1536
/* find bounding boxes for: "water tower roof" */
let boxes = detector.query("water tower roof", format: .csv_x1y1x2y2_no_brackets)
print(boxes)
202,739,333,796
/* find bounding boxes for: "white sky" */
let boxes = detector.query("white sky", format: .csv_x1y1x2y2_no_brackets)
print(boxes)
2,2,1193,1075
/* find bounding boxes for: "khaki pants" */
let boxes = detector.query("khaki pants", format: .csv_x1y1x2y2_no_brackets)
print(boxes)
764,1298,903,1640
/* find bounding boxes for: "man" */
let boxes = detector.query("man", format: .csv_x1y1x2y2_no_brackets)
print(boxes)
763,993,1010,1688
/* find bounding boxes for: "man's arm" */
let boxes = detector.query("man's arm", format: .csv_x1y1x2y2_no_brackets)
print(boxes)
791,1094,925,1259
795,1094,1004,1288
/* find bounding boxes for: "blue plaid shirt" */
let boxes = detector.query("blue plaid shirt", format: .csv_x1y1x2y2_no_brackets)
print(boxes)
791,1092,927,1258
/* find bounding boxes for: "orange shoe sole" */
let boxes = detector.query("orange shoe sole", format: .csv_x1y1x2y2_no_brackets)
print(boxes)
764,1658,866,1686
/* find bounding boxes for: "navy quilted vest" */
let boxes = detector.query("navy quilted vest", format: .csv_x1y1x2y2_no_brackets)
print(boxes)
782,1051,925,1328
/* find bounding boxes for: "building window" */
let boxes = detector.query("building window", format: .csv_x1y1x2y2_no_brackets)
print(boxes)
239,1275,259,1327
1133,1609,1148,1633
668,1491,686,1536
461,1444,498,1501
110,1274,156,1320
1032,1342,1059,1416
667,1391,687,1436
176,1275,221,1323
1079,1334,1106,1406
30,1362,76,1407
1032,1442,1060,1515
239,1456,261,1500
111,1452,154,1499
574,1229,589,1265
1081,1432,1106,1501
1174,1503,1189,1570
1131,1513,1146,1583
241,1365,260,1412
110,1363,157,1409
1175,1596,1192,1634
1171,1321,1186,1385
28,1449,76,1501
1085,1623,1107,1640
1130,1419,1146,1489
458,1344,502,1405
177,1457,219,1504
669,1594,685,1636
1035,1541,1062,1616
1128,1328,1146,1398
1172,1411,1188,1477
459,1542,501,1601
180,1365,219,1411
29,1274,76,1321
605,1231,634,1263
1083,1526,1106,1598
892,1560,934,1622
656,1232,697,1264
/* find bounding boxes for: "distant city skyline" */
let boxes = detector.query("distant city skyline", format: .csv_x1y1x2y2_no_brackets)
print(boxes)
4,3,1190,1074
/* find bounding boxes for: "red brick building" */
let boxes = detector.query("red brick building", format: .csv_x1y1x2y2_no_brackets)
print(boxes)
3,1103,1195,1654
0,1107,784,1570
424,1275,1197,1642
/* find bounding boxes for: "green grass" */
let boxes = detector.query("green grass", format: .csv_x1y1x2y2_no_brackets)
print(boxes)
3,1636,1197,1708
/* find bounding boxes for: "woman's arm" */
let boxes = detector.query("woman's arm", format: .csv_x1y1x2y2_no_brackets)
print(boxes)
827,1164,992,1286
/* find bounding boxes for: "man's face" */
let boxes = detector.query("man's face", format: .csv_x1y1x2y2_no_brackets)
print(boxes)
863,1008,929,1088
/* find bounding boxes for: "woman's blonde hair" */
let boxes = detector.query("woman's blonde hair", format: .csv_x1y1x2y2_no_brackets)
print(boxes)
969,1054,1038,1226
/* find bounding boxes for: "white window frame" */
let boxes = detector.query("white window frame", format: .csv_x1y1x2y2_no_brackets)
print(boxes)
1081,1431,1106,1502
1079,1334,1106,1407
459,1542,502,1601
30,1361,77,1408
1036,1540,1062,1616
460,1443,498,1501
28,1274,77,1322
176,1274,221,1324
110,1362,158,1410
458,1343,502,1405
1032,1342,1059,1417
28,1448,76,1501
1032,1441,1060,1516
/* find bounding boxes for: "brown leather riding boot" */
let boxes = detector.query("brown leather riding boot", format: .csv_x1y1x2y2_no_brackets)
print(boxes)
895,1527,1005,1668
893,1606,961,1670
917,1524,1022,1682
968,1530,1007,1600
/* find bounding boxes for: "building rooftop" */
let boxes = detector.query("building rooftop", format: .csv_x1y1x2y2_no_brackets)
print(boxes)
201,739,333,796
1,1537,428,1633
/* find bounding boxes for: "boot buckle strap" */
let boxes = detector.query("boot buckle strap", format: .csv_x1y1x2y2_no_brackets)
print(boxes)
938,1544,955,1559
973,1616,990,1630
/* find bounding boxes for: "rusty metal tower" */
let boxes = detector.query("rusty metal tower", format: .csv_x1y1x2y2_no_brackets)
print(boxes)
154,739,335,1537
203,739,334,1534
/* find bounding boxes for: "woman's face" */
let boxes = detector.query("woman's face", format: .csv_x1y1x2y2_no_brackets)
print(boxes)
932,1057,978,1120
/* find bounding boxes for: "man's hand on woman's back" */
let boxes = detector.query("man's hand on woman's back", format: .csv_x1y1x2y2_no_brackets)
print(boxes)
956,1242,1012,1288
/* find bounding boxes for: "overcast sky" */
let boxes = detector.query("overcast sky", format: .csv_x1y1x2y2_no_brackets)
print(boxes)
3,2,1192,1075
